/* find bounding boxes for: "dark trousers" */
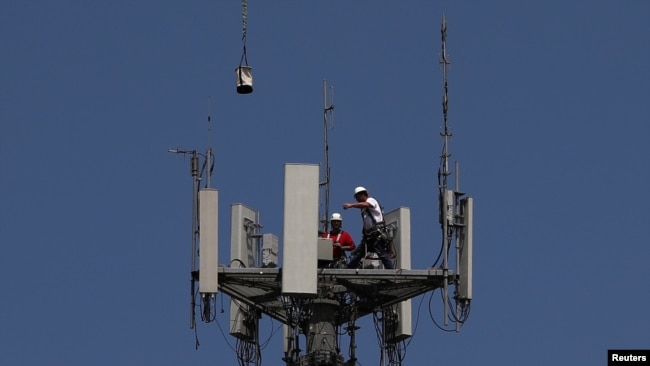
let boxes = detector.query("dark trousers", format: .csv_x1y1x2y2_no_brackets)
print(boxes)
348,237,394,269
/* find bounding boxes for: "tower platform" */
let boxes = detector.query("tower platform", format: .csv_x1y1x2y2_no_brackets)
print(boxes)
217,266,451,325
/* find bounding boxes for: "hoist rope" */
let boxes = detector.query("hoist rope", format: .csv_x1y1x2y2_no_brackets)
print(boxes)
239,0,249,67
241,0,248,43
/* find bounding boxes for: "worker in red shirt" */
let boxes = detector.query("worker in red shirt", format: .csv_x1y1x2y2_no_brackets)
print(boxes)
320,212,356,268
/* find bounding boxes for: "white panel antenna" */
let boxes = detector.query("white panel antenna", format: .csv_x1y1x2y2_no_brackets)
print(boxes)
283,324,291,354
230,203,259,268
282,163,319,297
230,299,253,341
445,190,455,225
458,197,473,302
262,233,279,268
384,207,412,342
229,203,260,339
199,189,218,294
385,207,411,270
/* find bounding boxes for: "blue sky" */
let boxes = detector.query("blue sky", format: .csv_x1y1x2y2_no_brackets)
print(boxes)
2,1,648,365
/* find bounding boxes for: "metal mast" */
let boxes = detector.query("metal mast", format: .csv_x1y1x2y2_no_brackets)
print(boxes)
438,13,454,326
167,148,201,328
435,14,473,332
168,99,217,330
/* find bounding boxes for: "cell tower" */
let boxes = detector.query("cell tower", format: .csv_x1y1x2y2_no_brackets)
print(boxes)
170,15,473,366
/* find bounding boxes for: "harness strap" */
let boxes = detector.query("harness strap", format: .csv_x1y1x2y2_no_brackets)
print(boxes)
326,232,342,242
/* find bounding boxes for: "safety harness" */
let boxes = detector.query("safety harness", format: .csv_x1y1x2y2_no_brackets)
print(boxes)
361,202,387,239
326,231,348,268
361,201,396,259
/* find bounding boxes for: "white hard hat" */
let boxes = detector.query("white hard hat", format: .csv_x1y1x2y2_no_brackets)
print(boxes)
330,212,342,221
354,186,367,195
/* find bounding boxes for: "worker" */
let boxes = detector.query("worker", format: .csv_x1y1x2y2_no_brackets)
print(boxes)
343,186,394,269
320,212,356,268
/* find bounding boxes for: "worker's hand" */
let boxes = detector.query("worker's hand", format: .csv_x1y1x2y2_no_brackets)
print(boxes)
333,242,341,247
343,203,352,210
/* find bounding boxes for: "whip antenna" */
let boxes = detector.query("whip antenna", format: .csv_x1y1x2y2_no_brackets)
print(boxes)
320,80,335,233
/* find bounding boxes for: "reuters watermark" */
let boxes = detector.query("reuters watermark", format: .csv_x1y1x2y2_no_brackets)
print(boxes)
608,350,649,365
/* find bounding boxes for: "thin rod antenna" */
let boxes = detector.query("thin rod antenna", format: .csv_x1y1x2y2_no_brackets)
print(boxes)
208,97,212,149
206,97,212,188
190,151,200,272
440,14,451,189
321,80,335,233
191,150,200,328
455,159,461,332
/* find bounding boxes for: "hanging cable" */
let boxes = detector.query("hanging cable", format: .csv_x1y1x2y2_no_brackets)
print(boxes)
372,311,385,364
396,294,427,362
259,317,281,350
215,316,239,354
427,290,455,333
193,286,201,349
